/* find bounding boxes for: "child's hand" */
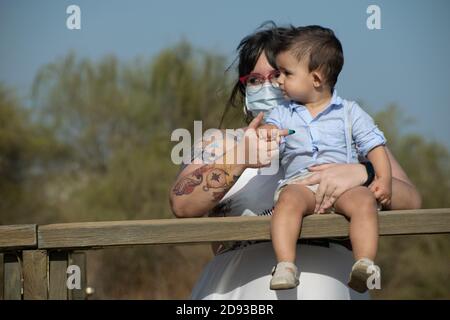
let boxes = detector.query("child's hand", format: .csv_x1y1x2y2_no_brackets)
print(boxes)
369,176,392,207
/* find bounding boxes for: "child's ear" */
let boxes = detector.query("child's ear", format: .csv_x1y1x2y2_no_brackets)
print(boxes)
311,71,324,88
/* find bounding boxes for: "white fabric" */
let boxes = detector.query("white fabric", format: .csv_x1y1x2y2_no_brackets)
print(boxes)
190,166,370,300
217,167,283,216
191,241,369,300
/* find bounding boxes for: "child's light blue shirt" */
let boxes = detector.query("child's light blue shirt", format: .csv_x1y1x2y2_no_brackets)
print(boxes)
265,90,386,179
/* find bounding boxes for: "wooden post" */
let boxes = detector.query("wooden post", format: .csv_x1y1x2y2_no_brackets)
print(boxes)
69,251,86,300
3,252,22,300
23,250,48,300
49,251,68,300
0,253,4,300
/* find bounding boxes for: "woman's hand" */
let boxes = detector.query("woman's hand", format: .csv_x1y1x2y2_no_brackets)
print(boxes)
256,123,281,142
240,112,289,168
296,163,368,213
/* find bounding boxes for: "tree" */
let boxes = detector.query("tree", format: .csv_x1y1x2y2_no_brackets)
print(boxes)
372,104,450,299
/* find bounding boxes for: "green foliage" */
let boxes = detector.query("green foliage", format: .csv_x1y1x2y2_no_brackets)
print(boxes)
372,105,450,299
0,84,69,223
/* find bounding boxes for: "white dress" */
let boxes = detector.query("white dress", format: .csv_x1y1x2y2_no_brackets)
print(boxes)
190,167,370,300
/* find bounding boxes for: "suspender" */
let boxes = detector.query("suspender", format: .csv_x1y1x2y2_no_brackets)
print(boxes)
343,100,354,164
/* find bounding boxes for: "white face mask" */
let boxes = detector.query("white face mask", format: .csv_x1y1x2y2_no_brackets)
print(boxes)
244,83,285,118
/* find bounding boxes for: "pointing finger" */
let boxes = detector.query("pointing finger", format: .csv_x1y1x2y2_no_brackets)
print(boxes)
278,129,295,137
248,112,264,130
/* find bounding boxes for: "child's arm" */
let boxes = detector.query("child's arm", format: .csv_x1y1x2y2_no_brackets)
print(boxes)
366,145,392,206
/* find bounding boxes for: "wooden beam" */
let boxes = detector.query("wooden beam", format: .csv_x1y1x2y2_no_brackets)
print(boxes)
37,208,450,249
0,225,37,250
3,253,22,300
48,251,68,300
0,253,4,300
23,250,48,300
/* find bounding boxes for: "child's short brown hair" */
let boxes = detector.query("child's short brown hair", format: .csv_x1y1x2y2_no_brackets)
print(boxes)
277,25,344,90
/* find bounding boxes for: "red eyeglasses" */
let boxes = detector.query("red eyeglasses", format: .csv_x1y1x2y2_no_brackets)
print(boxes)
239,70,281,92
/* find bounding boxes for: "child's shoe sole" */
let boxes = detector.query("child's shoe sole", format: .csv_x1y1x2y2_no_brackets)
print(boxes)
348,263,370,293
270,278,299,290
269,262,300,290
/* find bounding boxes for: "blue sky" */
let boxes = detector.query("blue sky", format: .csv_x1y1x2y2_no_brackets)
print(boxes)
1,0,449,148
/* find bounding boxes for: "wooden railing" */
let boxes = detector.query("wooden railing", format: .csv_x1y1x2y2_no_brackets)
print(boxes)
1,208,450,299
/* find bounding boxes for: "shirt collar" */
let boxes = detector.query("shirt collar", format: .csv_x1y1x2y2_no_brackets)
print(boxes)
287,89,343,113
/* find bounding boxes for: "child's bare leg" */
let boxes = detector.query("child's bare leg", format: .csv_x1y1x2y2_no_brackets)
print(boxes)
271,184,316,263
334,186,379,261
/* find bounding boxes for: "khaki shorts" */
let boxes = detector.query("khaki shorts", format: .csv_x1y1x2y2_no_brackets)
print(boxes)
273,171,319,204
273,171,382,212
273,171,337,214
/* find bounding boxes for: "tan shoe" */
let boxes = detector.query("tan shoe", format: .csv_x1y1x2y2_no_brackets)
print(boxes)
270,262,299,290
348,258,374,293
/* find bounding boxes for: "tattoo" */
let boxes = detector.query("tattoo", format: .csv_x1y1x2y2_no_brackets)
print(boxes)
211,172,221,182
172,165,241,202
172,165,210,196
203,168,230,191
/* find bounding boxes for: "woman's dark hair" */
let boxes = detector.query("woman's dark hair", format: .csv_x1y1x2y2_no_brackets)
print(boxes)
219,21,286,127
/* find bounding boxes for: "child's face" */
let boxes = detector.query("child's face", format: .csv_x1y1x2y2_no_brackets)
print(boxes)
275,51,315,103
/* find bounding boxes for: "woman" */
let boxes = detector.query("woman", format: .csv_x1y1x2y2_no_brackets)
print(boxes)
169,24,421,299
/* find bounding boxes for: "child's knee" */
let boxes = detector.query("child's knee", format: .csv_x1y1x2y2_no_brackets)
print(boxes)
339,188,377,216
276,186,308,213
353,191,378,213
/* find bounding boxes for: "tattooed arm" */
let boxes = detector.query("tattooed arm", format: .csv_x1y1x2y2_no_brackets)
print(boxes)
169,116,250,217
169,118,248,218
170,158,247,218
169,112,288,218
